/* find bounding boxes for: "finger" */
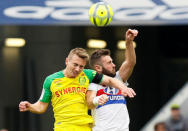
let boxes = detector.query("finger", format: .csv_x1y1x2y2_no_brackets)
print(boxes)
19,106,26,111
133,30,138,36
127,88,136,96
19,104,25,109
127,93,133,98
126,90,134,98
126,29,133,36
130,88,136,96
99,97,106,103
102,95,108,101
121,92,128,97
127,31,134,37
99,97,108,105
19,103,26,108
127,29,138,36
98,100,105,105
19,107,25,112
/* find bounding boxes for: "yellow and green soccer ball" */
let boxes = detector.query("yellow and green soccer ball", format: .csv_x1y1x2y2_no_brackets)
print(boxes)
89,2,113,27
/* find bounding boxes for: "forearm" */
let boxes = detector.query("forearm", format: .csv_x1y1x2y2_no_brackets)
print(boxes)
86,91,97,109
87,97,96,109
124,28,138,66
101,75,125,90
28,101,48,114
125,41,136,66
109,77,126,90
119,41,136,82
101,75,135,97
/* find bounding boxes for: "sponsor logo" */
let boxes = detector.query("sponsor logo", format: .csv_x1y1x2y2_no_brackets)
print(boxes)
2,0,188,24
97,94,126,109
79,76,86,86
55,87,86,97
108,95,124,101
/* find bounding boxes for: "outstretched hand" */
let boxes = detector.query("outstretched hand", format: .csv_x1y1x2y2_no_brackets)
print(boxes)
121,87,136,98
126,29,138,43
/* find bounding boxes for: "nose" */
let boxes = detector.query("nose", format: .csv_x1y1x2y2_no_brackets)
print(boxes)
112,63,116,68
75,66,81,72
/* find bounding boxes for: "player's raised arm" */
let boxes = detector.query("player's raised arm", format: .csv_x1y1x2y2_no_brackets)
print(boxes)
119,29,138,82
100,75,136,98
19,100,49,114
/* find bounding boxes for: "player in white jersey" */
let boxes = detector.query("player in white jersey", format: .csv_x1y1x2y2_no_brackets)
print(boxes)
86,29,138,131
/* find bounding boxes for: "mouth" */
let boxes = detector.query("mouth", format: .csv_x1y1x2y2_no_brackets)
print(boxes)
73,71,79,76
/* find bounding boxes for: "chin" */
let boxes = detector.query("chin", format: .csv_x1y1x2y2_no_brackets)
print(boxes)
111,73,116,77
102,68,116,77
110,71,116,77
107,72,116,77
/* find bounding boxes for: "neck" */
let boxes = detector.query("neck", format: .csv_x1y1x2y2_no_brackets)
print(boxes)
63,68,71,78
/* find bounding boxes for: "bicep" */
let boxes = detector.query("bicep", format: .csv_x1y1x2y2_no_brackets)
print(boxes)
35,101,49,111
37,101,49,108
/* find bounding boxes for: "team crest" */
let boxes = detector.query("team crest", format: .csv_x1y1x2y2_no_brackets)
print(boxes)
92,71,96,77
104,87,119,95
79,76,86,86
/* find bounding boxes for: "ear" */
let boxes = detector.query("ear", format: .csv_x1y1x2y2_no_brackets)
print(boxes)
65,57,68,66
94,64,102,73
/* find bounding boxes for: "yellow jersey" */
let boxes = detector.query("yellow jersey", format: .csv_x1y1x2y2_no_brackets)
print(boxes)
40,69,103,128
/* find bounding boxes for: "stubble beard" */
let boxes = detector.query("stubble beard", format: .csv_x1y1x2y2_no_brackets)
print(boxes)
102,67,116,77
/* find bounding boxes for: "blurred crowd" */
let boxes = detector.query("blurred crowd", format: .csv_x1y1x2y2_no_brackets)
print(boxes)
154,104,188,131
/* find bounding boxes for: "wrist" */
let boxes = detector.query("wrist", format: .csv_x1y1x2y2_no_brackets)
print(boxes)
126,41,133,46
93,96,100,106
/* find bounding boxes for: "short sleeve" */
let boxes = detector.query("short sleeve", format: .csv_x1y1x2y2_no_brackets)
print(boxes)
88,83,99,91
39,77,52,103
83,69,104,84
115,71,129,86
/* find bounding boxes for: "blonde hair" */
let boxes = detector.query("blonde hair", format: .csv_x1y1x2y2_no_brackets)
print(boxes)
68,48,89,61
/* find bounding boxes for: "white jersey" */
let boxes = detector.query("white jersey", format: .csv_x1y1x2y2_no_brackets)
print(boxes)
88,71,130,131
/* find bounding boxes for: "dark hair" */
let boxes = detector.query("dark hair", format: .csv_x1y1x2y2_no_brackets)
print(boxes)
154,122,166,131
89,49,110,69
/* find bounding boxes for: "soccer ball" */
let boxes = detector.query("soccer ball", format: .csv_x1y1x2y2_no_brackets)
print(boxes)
89,2,113,27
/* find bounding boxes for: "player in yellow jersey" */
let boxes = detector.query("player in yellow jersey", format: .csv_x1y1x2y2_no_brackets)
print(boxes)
19,48,136,131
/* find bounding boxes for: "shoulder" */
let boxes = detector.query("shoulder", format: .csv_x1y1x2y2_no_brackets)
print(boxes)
46,71,64,80
115,71,129,86
43,71,64,86
165,118,172,125
83,69,97,78
88,83,102,91
89,83,100,88
83,69,96,74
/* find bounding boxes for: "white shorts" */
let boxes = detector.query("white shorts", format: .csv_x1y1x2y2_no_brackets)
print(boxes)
93,128,129,131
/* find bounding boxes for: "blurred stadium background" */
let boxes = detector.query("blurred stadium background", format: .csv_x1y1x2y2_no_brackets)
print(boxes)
0,0,188,131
